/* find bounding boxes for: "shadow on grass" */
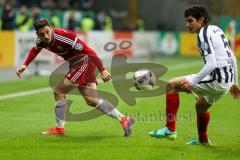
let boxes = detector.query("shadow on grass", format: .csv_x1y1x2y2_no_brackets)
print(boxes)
209,145,240,158
39,133,120,144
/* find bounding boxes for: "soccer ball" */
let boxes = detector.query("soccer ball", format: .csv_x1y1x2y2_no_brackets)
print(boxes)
133,69,156,90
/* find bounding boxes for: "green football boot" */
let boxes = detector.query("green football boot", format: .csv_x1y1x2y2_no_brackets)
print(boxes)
149,127,177,140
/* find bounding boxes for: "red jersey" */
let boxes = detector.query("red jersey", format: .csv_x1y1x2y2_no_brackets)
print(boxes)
24,28,105,72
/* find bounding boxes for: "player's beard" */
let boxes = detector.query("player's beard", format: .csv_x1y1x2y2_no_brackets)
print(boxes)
45,34,53,44
46,32,54,44
188,27,194,33
45,39,51,43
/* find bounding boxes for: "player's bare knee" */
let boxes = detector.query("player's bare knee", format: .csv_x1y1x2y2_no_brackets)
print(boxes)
196,98,211,113
63,78,74,86
53,79,74,94
195,100,201,110
166,82,175,93
54,86,61,93
85,97,98,107
196,106,209,113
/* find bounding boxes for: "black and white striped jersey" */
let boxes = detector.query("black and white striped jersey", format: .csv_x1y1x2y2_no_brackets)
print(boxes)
189,25,238,85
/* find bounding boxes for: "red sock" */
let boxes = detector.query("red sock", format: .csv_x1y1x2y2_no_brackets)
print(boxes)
165,93,179,132
197,112,210,143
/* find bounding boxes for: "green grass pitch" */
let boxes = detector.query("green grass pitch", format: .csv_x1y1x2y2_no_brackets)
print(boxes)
0,57,239,160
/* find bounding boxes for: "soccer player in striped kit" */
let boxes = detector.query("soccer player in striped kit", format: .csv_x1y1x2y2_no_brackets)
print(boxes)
16,18,134,136
149,5,240,145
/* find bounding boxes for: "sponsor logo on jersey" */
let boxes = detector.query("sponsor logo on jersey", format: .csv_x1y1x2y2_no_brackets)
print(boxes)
200,42,209,51
74,43,83,51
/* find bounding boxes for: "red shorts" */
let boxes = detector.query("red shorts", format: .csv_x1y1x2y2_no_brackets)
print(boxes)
65,55,97,86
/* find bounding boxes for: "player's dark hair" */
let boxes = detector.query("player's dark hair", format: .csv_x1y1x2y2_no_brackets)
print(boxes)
34,18,50,31
184,5,209,24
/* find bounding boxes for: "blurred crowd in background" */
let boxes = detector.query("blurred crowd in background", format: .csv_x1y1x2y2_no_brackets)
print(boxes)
1,0,111,32
0,0,145,32
0,0,239,32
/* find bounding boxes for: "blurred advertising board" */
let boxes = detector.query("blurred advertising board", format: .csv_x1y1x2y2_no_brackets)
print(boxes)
133,31,159,57
113,32,134,56
14,31,58,67
234,34,240,57
179,32,199,57
0,31,15,67
157,32,179,56
87,31,113,59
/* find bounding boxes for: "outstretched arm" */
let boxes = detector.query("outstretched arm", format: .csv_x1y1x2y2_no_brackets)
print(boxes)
84,47,112,82
189,28,217,85
72,36,111,82
229,51,240,99
190,53,217,84
83,47,106,72
16,46,41,78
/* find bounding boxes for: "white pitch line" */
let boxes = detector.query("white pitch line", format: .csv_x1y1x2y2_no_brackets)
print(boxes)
168,61,202,70
0,61,202,101
0,88,51,100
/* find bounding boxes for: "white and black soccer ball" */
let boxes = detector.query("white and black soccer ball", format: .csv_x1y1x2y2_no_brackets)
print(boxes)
133,69,156,90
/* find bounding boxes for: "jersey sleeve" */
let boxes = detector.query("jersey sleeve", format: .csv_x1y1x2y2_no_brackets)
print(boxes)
190,53,217,84
230,51,238,85
190,26,217,84
23,46,41,66
83,47,106,72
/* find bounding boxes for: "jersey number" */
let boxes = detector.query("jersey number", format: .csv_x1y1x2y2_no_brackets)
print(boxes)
220,34,231,57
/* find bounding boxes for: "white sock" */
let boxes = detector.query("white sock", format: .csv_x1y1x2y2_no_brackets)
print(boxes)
97,98,124,121
56,120,65,128
55,100,67,128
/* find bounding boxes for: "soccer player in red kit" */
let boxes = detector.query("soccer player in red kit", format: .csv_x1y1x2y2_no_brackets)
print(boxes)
149,5,240,145
16,18,134,136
